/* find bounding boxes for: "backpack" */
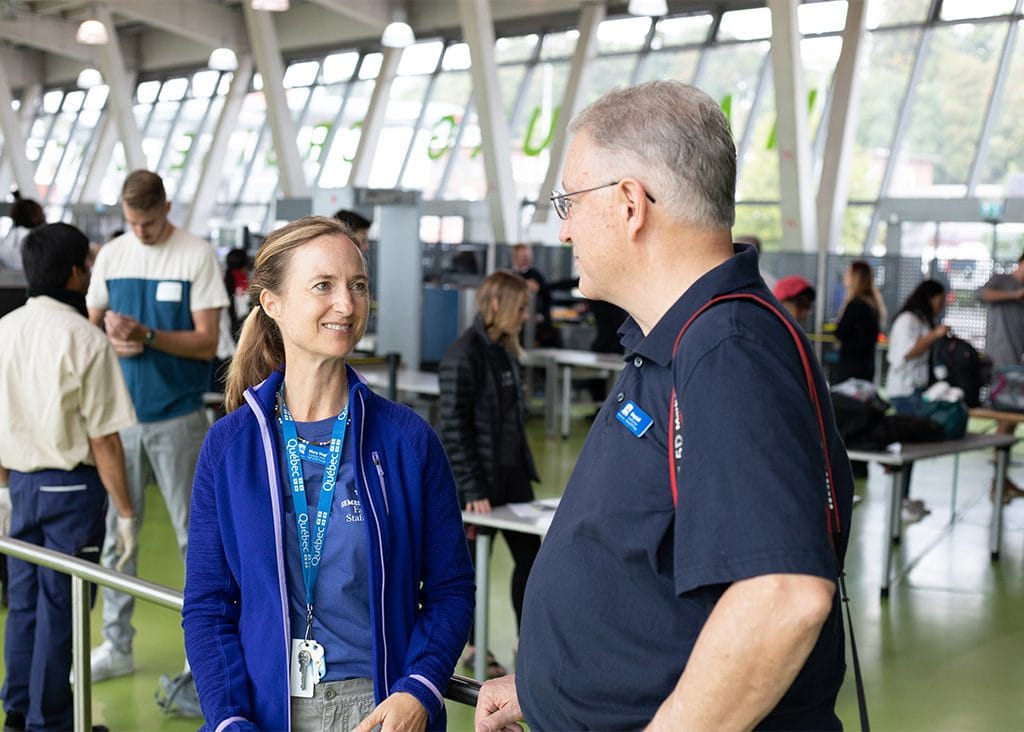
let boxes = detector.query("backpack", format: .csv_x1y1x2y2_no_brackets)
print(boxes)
931,336,987,407
989,365,1024,412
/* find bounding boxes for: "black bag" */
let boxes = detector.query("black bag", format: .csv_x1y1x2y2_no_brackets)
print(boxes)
931,336,987,407
830,392,886,449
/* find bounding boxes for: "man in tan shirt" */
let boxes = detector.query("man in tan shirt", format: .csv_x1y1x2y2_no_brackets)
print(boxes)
0,223,137,732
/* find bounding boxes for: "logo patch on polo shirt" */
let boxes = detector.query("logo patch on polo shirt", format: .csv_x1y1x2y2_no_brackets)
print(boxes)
616,400,653,437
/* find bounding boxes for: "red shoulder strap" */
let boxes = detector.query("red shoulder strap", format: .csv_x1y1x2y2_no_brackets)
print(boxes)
667,293,841,539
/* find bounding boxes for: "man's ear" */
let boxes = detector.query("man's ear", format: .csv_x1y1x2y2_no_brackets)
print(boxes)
619,178,650,240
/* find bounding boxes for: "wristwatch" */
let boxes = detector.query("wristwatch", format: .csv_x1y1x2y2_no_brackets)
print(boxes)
143,328,156,345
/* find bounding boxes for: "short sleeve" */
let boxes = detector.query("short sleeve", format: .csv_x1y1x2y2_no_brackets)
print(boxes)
80,338,137,437
886,312,921,367
188,244,230,312
85,246,110,310
672,328,837,596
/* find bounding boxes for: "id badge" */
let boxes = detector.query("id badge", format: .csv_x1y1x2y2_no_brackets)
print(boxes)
616,400,654,437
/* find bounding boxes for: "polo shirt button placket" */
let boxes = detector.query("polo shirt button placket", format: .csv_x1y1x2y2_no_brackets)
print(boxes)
616,392,625,402
634,356,643,368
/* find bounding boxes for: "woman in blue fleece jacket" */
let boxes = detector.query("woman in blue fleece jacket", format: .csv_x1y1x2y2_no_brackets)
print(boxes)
182,216,474,732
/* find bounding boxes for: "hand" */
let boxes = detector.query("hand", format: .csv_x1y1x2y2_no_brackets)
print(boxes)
474,674,523,732
114,515,138,572
466,499,492,514
108,336,144,358
0,487,10,536
104,310,145,342
934,325,951,339
351,691,427,732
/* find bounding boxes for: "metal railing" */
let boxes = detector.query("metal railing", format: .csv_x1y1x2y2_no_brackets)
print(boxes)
0,536,480,732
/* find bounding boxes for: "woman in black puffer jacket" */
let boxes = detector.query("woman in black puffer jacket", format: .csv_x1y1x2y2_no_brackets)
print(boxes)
439,270,540,679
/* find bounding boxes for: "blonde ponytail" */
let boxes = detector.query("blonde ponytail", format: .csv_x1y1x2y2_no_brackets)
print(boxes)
224,305,284,411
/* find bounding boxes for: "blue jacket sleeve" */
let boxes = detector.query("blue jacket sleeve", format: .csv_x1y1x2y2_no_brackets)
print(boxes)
390,425,475,718
181,429,257,732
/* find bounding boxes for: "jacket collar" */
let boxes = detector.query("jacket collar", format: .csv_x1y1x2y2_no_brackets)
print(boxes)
245,363,369,418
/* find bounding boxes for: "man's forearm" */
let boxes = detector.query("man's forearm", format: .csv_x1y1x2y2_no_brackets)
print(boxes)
0,464,9,485
144,328,219,360
646,574,835,732
88,433,134,518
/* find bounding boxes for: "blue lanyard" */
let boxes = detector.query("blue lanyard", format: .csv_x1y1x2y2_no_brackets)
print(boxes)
279,387,348,636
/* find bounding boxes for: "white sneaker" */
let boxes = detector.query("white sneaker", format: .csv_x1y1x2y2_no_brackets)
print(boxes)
90,641,134,682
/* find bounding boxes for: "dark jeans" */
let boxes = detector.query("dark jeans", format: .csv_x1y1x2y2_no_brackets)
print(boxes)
2,466,106,731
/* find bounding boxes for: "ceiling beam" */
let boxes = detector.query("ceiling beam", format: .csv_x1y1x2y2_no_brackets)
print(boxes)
112,1,248,51
0,11,92,62
303,0,389,30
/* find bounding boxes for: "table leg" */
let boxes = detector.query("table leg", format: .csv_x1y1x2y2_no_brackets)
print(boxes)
990,448,1008,560
882,468,902,598
474,532,492,681
561,365,571,440
544,357,557,437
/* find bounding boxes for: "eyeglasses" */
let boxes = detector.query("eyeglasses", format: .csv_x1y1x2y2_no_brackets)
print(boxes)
550,180,656,221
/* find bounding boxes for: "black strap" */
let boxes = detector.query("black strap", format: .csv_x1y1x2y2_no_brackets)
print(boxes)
667,293,869,731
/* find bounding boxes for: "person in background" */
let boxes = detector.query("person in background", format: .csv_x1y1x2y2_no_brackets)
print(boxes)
510,243,557,347
773,275,816,325
835,259,886,384
734,233,776,291
183,216,473,732
85,169,228,681
886,279,951,521
978,250,1024,502
0,191,46,270
438,270,541,680
476,80,853,732
223,247,252,339
332,209,371,254
0,223,137,732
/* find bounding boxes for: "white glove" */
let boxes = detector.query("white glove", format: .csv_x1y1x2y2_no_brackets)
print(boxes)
114,515,138,572
0,487,10,537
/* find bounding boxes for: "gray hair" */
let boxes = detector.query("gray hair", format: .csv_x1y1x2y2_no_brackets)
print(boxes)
567,80,736,229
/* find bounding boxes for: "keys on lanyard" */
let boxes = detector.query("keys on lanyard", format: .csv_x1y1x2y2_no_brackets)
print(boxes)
279,387,348,697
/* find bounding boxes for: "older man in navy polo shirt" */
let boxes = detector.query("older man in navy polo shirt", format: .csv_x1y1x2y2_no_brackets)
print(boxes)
475,81,855,731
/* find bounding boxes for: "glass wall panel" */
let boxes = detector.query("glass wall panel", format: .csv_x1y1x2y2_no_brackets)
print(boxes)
890,22,1005,196
734,204,783,249
801,36,842,144
698,42,770,140
652,14,712,46
496,34,539,63
442,43,471,71
322,52,359,83
143,100,180,169
402,70,471,196
367,75,431,188
397,41,443,76
540,31,578,60
636,47,700,83
977,20,1024,187
283,61,320,88
443,108,486,201
866,0,932,29
223,91,268,202
940,0,1016,21
301,85,344,183
583,55,637,104
159,77,188,101
159,98,209,198
847,28,921,200
798,1,848,34
737,80,779,202
318,80,375,188
596,17,651,53
175,95,226,205
508,60,569,202
842,204,875,254
718,8,772,41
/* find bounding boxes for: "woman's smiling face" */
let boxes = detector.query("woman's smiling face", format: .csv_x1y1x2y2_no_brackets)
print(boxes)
259,233,369,366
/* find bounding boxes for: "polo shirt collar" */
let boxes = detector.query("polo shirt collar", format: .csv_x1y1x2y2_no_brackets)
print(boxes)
619,243,764,366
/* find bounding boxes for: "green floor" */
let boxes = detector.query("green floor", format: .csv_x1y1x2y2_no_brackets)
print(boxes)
3,410,1024,730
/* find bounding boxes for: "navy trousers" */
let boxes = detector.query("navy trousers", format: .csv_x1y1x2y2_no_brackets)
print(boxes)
2,466,106,731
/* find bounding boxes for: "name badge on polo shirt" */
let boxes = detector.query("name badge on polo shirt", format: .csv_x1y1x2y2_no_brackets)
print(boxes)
616,400,653,437
155,281,183,303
